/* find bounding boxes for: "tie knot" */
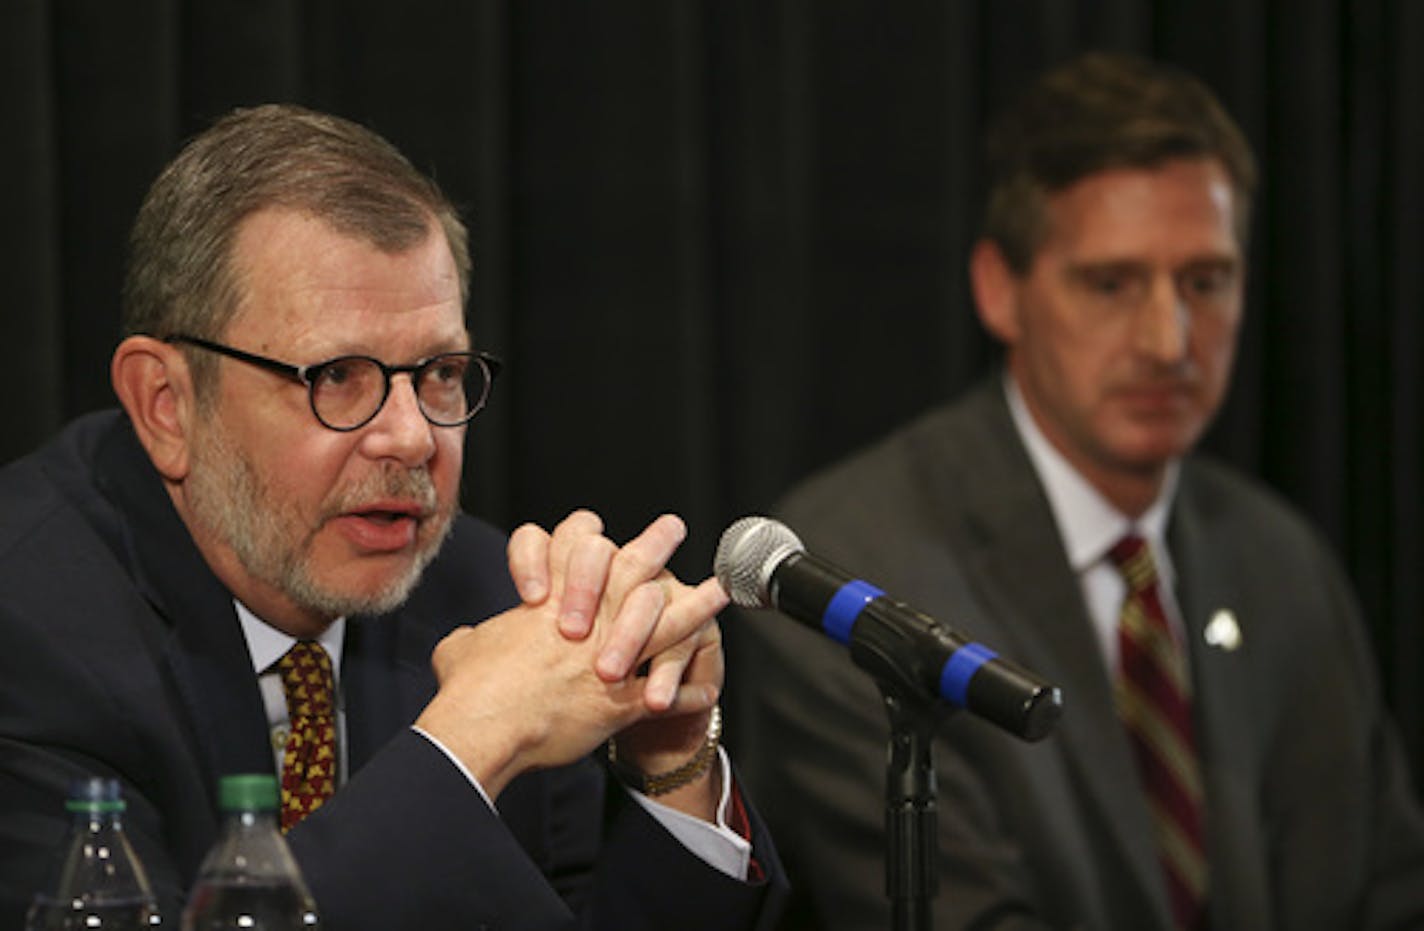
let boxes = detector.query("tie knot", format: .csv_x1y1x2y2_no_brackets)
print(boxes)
278,640,334,718
1108,534,1158,594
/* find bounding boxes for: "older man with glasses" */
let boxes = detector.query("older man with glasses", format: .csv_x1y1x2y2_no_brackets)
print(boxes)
0,104,785,930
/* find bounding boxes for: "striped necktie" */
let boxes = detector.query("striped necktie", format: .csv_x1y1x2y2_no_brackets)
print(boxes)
1109,535,1207,930
277,640,337,832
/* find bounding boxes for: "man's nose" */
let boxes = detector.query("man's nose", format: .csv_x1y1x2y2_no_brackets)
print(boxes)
1133,278,1190,363
361,374,438,465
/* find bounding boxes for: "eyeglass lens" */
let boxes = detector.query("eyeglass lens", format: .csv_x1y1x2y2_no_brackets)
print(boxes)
311,354,489,429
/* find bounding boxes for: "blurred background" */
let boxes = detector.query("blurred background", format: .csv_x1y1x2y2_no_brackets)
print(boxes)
3,1,1421,778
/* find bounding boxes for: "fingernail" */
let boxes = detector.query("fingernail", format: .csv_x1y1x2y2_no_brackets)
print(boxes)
652,680,675,708
523,576,548,602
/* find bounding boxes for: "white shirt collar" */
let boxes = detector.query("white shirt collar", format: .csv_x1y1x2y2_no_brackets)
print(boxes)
234,599,346,682
1003,374,1178,583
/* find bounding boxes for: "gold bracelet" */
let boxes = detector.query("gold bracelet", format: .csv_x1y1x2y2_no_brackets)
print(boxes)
605,706,722,796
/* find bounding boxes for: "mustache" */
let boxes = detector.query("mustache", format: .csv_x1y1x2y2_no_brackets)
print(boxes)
324,466,440,519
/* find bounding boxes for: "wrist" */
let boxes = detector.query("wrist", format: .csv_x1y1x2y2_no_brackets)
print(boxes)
414,697,529,801
604,705,722,797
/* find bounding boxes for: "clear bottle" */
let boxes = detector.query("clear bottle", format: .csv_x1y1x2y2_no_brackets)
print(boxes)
180,774,320,930
25,776,163,930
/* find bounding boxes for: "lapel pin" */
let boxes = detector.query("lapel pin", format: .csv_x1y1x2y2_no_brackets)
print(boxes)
1203,609,1242,651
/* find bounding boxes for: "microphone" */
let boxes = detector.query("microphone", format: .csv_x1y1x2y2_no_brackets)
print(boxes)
715,516,1063,742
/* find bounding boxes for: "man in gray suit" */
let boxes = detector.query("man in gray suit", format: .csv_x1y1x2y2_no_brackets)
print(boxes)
726,52,1424,930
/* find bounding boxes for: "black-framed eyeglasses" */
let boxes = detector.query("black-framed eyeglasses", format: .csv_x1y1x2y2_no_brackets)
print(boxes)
166,334,501,432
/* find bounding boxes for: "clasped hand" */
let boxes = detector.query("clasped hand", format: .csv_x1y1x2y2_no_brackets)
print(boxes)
415,510,727,815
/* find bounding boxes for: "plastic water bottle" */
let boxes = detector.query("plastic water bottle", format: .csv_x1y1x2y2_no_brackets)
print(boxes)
181,774,320,930
25,776,163,930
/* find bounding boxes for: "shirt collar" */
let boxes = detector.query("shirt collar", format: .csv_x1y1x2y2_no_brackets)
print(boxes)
234,599,346,683
1003,374,1178,580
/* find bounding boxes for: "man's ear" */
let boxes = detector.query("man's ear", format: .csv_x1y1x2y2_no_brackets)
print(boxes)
969,238,1022,345
111,336,198,481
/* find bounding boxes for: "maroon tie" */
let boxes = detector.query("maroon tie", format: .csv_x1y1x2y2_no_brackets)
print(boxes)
277,640,337,832
1109,535,1207,930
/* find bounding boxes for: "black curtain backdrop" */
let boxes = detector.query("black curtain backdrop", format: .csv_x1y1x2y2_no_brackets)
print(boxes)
4,1,1421,779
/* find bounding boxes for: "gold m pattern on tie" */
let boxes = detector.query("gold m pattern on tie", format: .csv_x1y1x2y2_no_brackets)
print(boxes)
277,640,337,833
1110,535,1208,930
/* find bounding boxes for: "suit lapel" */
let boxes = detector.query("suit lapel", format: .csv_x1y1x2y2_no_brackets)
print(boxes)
96,418,272,795
342,611,438,770
1167,478,1259,925
946,383,1172,921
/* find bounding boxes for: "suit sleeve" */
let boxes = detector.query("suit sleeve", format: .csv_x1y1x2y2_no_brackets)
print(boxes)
288,730,786,931
582,763,787,931
0,594,192,924
288,729,575,929
1251,533,1424,929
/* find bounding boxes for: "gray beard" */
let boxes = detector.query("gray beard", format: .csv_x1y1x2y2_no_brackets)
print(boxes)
184,419,454,620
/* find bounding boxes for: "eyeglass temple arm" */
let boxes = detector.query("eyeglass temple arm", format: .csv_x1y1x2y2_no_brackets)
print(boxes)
164,335,308,384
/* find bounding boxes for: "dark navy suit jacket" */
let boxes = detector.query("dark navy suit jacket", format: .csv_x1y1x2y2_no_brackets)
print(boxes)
0,410,784,930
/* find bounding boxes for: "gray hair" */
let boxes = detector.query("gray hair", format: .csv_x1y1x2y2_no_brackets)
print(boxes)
121,103,470,395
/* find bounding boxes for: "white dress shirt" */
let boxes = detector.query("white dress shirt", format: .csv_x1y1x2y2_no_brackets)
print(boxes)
1003,378,1190,672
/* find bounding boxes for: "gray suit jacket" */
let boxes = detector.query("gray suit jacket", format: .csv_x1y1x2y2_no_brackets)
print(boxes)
726,377,1424,930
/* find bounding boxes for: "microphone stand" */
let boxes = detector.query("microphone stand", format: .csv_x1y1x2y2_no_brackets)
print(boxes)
880,687,944,931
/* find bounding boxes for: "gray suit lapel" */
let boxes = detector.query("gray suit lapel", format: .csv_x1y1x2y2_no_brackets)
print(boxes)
1168,476,1264,926
949,383,1173,922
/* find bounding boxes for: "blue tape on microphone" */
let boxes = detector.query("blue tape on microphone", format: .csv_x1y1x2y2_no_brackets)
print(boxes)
940,642,998,706
822,579,884,644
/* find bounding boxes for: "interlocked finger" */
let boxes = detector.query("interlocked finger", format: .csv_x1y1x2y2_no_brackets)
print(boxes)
643,616,724,713
507,522,553,604
594,580,669,681
602,575,728,697
598,515,686,620
558,533,618,639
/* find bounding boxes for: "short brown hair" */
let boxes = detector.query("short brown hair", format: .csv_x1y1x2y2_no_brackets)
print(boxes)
121,103,470,391
983,52,1257,274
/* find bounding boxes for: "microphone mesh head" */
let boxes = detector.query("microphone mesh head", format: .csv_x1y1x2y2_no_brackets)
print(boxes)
714,516,805,608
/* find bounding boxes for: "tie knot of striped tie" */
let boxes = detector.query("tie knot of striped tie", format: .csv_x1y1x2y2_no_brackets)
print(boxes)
1109,534,1158,595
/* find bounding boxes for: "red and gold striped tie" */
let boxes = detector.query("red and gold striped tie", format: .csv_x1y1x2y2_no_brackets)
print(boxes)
1109,535,1207,930
277,640,337,832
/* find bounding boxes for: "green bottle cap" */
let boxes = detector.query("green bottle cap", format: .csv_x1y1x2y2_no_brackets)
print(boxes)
218,774,280,812
64,776,126,814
